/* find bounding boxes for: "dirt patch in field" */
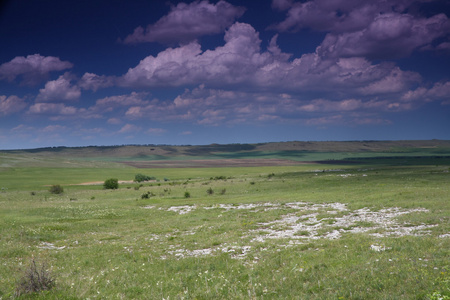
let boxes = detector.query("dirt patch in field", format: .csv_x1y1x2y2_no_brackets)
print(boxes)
71,180,135,186
120,159,311,168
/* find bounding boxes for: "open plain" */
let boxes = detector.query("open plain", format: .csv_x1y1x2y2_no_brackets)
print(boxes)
0,141,449,299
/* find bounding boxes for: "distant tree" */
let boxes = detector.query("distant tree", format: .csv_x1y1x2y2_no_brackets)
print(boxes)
103,178,119,189
134,174,156,182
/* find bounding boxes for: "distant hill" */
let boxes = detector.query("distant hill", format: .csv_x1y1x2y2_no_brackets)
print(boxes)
3,140,450,157
2,140,450,168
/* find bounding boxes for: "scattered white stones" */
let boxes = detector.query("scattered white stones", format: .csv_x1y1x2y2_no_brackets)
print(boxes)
204,202,281,211
370,244,390,252
284,202,348,212
147,201,349,214
251,206,436,243
167,247,213,259
339,174,354,178
142,205,155,209
220,245,252,259
143,201,441,260
164,245,252,260
37,242,66,250
370,224,438,238
167,205,196,215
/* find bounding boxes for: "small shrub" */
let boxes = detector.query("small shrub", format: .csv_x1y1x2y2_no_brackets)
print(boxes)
15,258,55,297
141,191,155,199
211,175,227,180
49,185,64,194
184,191,191,198
134,174,156,182
220,188,227,195
103,178,119,189
206,187,214,195
30,191,36,196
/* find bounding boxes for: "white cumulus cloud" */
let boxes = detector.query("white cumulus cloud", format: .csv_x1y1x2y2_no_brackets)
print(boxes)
36,74,81,102
317,13,450,59
79,72,114,91
119,124,141,133
0,95,27,116
123,0,245,45
0,54,73,85
120,22,422,99
28,103,78,115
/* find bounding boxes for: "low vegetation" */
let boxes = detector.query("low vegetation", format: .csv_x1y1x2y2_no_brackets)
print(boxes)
0,142,449,299
206,187,214,195
48,184,63,194
134,173,156,182
15,258,55,297
103,178,118,189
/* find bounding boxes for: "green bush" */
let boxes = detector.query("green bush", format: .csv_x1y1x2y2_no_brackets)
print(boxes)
49,185,63,194
206,187,214,195
134,174,156,182
141,191,155,199
184,191,191,198
103,178,119,189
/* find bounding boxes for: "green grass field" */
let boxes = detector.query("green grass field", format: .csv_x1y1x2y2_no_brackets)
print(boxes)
0,143,449,299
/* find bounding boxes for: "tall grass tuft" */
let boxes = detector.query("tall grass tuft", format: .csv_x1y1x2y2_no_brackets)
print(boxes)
15,257,55,297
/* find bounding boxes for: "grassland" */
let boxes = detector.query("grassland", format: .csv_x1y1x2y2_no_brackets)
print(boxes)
0,141,449,299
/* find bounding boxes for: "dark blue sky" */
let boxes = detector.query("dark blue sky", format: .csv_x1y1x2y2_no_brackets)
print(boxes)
1,0,449,149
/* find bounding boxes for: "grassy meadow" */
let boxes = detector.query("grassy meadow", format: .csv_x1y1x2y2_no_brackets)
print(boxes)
0,142,449,299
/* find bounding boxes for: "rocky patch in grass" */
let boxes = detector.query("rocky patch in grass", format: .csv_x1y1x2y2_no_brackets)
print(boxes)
143,201,443,260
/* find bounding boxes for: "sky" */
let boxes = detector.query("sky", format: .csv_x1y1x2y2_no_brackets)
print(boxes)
1,0,450,150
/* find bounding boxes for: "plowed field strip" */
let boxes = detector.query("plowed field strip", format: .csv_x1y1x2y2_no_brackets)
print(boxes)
120,159,312,168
